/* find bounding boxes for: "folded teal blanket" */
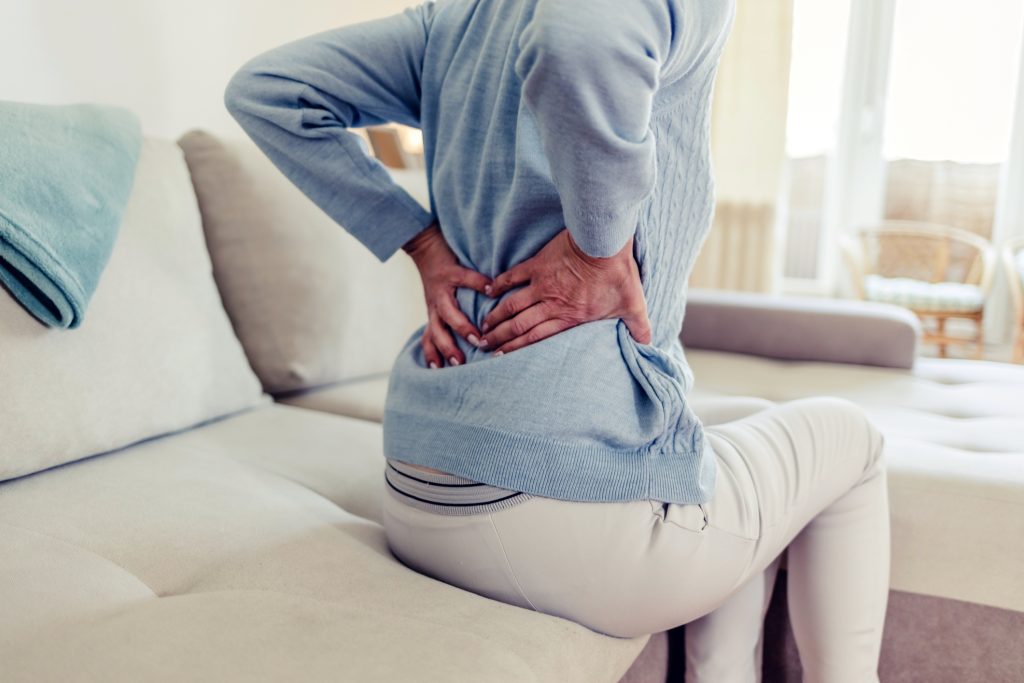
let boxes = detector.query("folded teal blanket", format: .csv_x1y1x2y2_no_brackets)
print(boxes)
0,100,142,328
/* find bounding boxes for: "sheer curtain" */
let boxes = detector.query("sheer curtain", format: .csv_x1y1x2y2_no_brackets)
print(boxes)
690,0,794,292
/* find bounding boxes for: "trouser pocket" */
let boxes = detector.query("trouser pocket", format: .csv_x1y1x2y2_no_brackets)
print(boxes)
649,499,709,532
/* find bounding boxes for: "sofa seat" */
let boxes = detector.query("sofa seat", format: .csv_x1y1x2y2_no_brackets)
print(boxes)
279,374,391,423
280,353,1024,613
0,404,651,683
685,350,1024,617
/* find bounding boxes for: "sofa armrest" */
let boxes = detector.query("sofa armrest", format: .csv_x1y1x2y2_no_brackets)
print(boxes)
679,289,920,369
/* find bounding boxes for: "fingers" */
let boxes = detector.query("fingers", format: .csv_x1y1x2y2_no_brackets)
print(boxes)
481,302,550,350
437,294,483,347
427,310,464,367
452,266,492,296
622,267,652,344
494,317,574,354
421,326,442,369
623,303,653,345
486,260,532,299
482,285,541,333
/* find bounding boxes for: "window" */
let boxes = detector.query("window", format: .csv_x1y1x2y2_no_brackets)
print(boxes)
779,0,852,280
882,0,1024,238
778,0,1024,290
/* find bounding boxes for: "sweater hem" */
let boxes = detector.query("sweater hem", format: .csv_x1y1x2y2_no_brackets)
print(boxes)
382,408,717,505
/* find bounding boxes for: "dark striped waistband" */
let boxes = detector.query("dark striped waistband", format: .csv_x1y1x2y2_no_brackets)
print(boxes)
384,458,534,516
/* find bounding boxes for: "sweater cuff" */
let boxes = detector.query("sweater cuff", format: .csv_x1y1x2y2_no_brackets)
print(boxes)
347,187,435,263
567,203,641,258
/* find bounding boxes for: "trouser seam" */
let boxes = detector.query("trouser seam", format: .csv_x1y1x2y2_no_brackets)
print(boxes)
487,513,540,612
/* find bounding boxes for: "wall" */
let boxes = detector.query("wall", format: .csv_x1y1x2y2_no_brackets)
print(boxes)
0,0,417,140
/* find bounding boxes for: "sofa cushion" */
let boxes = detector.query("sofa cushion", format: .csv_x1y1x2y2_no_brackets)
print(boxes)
0,405,648,682
277,374,391,422
0,138,265,483
178,129,427,394
686,350,1024,614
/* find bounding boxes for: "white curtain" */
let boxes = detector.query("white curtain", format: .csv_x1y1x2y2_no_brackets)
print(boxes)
691,0,794,292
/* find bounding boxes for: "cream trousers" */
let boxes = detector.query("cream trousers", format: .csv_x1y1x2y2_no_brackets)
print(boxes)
382,397,891,683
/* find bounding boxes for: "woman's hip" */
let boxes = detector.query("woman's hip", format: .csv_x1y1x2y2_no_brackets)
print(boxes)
381,476,748,638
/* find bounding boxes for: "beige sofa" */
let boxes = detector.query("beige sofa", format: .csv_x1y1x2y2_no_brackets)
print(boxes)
188,129,1024,679
0,134,664,683
282,298,1024,682
3,129,1022,682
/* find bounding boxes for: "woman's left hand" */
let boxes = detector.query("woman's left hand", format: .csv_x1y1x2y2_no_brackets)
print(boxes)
403,222,492,368
479,228,652,354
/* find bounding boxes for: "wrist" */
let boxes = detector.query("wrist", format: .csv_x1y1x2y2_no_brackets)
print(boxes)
565,229,632,270
402,221,440,259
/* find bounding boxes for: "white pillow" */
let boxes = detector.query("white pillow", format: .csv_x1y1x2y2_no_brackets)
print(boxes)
0,138,267,482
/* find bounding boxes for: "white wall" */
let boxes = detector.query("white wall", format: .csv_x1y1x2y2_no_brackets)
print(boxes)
0,0,417,140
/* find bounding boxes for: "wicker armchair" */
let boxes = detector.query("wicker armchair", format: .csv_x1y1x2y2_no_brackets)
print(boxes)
1003,236,1024,364
841,221,996,359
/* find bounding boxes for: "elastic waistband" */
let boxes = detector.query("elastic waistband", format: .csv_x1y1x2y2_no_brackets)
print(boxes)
384,458,534,516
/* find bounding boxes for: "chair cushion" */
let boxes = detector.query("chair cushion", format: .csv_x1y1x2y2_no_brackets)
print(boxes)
0,138,265,483
0,405,647,682
177,130,427,394
864,274,985,313
686,350,1024,614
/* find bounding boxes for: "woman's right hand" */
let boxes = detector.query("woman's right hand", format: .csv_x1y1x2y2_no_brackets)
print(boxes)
403,222,492,369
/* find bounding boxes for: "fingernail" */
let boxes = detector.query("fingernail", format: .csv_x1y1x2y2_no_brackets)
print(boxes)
494,350,504,357
484,285,492,295
482,321,490,332
468,334,480,346
429,361,438,369
449,356,460,366
479,338,489,348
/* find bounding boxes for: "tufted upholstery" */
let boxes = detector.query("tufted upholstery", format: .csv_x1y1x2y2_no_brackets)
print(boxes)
685,351,1024,614
0,404,651,682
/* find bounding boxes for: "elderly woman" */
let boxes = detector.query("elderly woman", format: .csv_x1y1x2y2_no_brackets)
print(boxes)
225,0,891,680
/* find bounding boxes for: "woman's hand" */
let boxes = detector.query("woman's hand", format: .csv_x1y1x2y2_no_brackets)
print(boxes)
480,229,652,354
403,222,492,368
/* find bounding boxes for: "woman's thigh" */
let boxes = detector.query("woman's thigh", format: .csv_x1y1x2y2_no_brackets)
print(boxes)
487,493,756,638
701,396,885,564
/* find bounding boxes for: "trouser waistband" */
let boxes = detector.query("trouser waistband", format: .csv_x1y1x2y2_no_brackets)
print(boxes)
384,458,534,516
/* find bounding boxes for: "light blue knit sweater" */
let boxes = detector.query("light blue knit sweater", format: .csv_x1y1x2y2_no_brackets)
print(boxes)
225,0,735,504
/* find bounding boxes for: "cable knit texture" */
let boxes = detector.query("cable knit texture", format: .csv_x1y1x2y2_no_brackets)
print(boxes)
224,0,735,504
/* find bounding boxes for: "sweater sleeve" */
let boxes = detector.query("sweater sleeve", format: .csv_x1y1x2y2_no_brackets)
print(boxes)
514,0,683,258
223,3,436,262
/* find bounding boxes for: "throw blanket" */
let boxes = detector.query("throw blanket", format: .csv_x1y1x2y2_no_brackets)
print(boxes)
0,100,142,328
